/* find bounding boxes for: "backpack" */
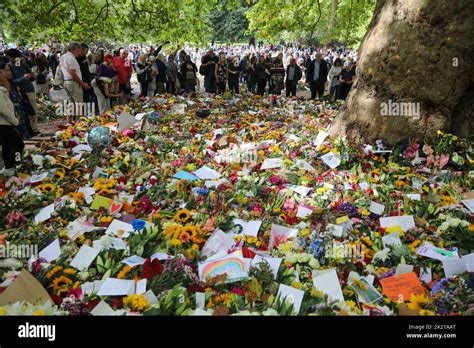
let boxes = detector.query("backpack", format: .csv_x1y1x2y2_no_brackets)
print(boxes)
36,70,46,84
53,66,64,87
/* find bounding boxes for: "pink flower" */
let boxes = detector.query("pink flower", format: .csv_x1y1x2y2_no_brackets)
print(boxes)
6,211,25,228
269,175,281,185
171,159,182,167
283,198,296,211
252,204,264,214
231,287,244,296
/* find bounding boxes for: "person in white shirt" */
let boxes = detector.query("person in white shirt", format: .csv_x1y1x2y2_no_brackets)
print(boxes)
60,42,90,123
327,58,342,98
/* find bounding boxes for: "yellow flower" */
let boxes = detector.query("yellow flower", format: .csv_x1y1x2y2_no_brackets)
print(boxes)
0,307,7,315
32,309,45,316
123,294,150,311
46,265,63,279
117,265,133,279
174,209,191,223
419,309,435,316
407,293,430,310
54,169,65,180
170,238,182,247
70,192,85,204
39,183,56,194
55,187,64,197
63,268,77,275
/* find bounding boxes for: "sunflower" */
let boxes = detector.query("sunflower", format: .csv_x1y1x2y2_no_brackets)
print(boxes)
191,228,205,244
63,268,77,275
70,192,85,204
54,169,65,180
55,187,64,197
163,225,182,240
174,209,191,223
52,275,73,292
46,265,63,279
170,238,183,247
176,180,185,191
117,265,133,279
39,183,56,194
407,293,430,310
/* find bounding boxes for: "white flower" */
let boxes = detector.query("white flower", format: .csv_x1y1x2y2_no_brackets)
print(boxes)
45,155,56,165
373,248,391,262
262,308,279,316
0,258,24,270
31,155,44,168
309,258,320,269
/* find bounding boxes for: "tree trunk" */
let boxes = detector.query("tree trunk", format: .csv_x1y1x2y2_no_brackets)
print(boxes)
329,0,338,31
329,0,474,144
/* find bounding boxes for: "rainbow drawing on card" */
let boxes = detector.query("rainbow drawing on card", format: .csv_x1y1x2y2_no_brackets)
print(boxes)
199,255,248,283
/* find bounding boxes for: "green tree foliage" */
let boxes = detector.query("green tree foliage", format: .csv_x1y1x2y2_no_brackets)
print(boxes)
208,0,250,44
1,0,218,44
246,0,376,47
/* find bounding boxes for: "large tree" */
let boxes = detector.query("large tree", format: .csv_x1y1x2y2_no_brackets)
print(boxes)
329,0,474,143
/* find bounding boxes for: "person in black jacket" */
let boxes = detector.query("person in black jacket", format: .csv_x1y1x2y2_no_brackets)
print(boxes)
285,58,302,97
47,46,59,76
256,56,269,96
77,43,93,103
305,52,328,100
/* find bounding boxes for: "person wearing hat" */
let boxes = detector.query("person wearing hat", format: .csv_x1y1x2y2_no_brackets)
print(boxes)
6,48,40,135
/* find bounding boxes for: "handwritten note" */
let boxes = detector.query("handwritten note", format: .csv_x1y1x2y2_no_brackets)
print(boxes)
379,272,425,302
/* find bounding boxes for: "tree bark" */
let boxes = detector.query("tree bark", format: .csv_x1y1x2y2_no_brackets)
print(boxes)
329,0,338,31
329,0,474,144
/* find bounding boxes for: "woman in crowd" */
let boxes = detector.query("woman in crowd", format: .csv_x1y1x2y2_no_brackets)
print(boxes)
339,59,356,100
246,55,257,94
227,56,241,94
180,55,197,94
327,57,342,98
155,53,167,94
0,63,25,176
215,53,228,95
91,76,123,115
32,54,51,100
97,53,117,79
136,54,151,97
270,55,285,95
256,55,269,96
147,55,158,97
166,55,178,94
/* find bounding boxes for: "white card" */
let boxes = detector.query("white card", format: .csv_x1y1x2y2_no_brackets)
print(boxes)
314,130,329,147
277,284,304,314
406,194,421,201
359,182,369,190
117,111,139,132
233,219,262,237
78,186,96,204
28,172,49,184
105,219,134,238
270,224,299,249
395,264,414,275
369,201,385,215
286,184,312,196
34,203,55,224
70,245,100,270
150,252,173,261
415,242,457,261
90,300,116,316
143,290,158,305
251,255,282,279
121,255,146,267
193,165,221,180
196,292,205,309
72,144,92,154
312,269,344,303
464,253,474,272
261,158,283,170
97,278,135,296
363,145,373,155
344,182,353,190
320,152,341,169
461,199,474,213
326,223,343,238
379,216,415,232
135,279,147,294
296,205,313,218
419,267,432,283
442,258,466,277
39,239,61,262
292,160,315,171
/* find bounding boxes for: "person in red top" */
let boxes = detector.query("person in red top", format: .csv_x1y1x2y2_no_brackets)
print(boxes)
113,49,133,95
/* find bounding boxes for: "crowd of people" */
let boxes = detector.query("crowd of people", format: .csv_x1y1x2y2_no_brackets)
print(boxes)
0,40,356,176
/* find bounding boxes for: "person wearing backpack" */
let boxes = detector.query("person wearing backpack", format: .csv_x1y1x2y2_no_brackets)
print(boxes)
181,55,197,94
32,55,51,99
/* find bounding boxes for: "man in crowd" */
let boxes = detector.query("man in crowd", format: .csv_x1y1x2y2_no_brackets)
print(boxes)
47,46,59,76
59,42,90,123
285,57,302,97
306,51,328,100
77,43,93,103
113,49,133,95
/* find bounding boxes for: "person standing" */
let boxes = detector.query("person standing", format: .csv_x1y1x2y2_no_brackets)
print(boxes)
0,66,24,176
166,55,178,94
227,56,240,94
155,53,167,94
339,59,356,100
256,56,269,96
215,53,228,95
6,48,40,135
306,52,328,100
247,55,257,94
77,43,93,103
285,57,302,97
47,46,59,76
200,50,218,93
113,49,133,96
59,42,90,123
327,57,342,98
32,54,51,100
136,55,151,97
181,55,198,94
270,55,285,95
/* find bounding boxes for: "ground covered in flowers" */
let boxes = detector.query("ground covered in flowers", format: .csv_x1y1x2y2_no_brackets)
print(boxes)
0,94,473,316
